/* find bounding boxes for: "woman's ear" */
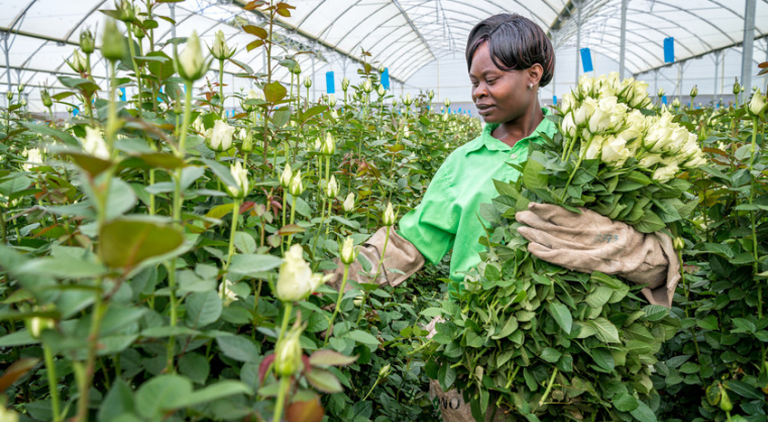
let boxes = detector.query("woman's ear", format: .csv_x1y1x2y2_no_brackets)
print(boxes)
528,64,544,88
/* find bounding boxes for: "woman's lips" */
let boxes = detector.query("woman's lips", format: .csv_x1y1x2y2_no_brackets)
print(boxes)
477,105,495,115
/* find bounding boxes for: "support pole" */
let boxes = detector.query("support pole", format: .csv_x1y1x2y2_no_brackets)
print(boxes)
741,0,756,94
3,31,11,106
551,30,557,100
676,61,682,99
311,53,316,103
713,51,720,103
654,69,658,98
436,57,441,100
721,49,726,103
619,0,628,79
575,1,581,86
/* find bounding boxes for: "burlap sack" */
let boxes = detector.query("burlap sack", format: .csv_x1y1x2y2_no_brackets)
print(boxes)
425,317,512,422
516,202,681,307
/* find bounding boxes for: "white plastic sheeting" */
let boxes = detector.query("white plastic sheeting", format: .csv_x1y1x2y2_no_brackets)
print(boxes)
1,0,767,111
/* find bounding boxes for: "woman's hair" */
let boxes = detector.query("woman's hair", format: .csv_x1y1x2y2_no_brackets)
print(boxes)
466,14,555,87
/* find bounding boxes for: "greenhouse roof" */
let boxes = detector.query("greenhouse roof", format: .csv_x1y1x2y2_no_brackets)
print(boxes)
1,0,766,96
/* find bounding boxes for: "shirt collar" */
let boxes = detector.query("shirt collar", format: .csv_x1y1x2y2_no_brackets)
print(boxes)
467,107,557,153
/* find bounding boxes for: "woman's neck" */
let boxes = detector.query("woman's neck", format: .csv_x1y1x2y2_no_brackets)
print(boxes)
491,102,545,148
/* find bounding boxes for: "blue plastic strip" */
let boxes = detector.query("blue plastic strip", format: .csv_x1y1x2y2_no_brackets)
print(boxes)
326,71,335,94
553,95,558,105
664,37,674,63
580,48,593,73
381,68,390,90
662,95,667,105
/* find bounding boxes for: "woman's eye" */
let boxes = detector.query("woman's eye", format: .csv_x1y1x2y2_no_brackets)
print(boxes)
486,78,496,85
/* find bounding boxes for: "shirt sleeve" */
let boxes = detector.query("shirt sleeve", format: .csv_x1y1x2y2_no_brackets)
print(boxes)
396,159,459,266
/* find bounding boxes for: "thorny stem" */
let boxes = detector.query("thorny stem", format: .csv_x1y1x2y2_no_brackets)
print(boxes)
538,367,559,406
324,264,349,346
43,342,61,422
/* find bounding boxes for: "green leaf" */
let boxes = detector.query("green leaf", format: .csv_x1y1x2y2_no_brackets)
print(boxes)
344,330,379,345
309,350,358,366
696,315,718,330
106,179,138,220
135,375,193,419
491,316,518,340
642,305,669,322
522,156,548,191
171,380,251,408
548,301,572,334
98,379,135,422
20,121,79,147
629,401,658,422
438,362,456,391
99,217,184,271
185,290,223,327
16,256,107,279
613,392,639,412
264,81,287,103
305,368,343,393
540,347,562,363
179,353,210,385
633,211,665,233
730,318,756,334
216,335,259,362
228,254,283,275
587,318,621,344
724,380,763,400
234,231,256,254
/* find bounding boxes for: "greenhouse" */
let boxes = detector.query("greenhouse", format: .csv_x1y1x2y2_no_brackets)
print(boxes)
0,0,767,421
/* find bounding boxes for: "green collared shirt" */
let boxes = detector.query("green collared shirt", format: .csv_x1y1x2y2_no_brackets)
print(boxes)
398,108,557,289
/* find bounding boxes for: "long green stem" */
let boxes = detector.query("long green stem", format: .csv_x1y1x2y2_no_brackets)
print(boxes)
287,197,297,246
371,227,391,283
224,199,242,274
43,343,61,422
219,59,225,118
749,117,761,319
538,367,559,406
76,277,105,422
272,375,291,422
324,264,349,346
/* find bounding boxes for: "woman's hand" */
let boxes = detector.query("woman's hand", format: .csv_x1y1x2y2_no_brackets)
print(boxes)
515,202,680,306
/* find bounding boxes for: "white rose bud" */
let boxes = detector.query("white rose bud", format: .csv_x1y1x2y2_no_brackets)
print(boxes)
303,76,312,89
226,161,250,198
403,93,413,106
320,132,335,155
363,79,373,93
218,279,237,306
342,77,350,91
444,98,451,108
326,175,339,198
328,94,337,108
690,85,698,99
178,31,209,82
377,85,385,96
378,364,392,378
748,88,766,117
382,202,396,226
68,49,88,73
672,98,681,109
82,126,110,159
343,192,355,212
428,90,435,100
561,113,577,138
210,30,235,60
276,244,331,302
27,316,55,339
23,148,43,172
657,88,665,98
280,164,293,188
207,120,235,152
340,236,357,265
274,326,303,376
289,171,304,196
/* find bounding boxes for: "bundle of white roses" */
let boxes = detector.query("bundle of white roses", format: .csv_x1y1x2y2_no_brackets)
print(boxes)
559,73,705,185
513,72,706,232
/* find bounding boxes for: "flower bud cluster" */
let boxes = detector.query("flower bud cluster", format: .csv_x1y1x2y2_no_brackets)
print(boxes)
558,72,705,182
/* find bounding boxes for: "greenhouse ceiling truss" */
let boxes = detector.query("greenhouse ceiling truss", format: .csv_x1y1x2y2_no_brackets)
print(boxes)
1,0,767,111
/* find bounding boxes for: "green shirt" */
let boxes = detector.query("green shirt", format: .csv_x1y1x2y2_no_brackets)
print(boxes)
397,108,557,287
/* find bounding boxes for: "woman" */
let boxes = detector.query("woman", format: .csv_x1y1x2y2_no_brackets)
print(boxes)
332,13,679,422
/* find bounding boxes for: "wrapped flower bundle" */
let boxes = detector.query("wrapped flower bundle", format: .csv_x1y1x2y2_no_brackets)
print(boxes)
425,73,703,421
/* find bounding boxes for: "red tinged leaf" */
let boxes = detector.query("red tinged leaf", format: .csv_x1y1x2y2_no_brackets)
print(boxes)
0,358,40,393
243,25,268,39
246,39,265,52
308,350,358,367
277,224,304,236
286,396,324,422
259,353,275,384
240,201,255,214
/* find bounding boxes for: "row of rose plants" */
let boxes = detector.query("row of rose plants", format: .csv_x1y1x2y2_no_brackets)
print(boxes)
0,1,479,421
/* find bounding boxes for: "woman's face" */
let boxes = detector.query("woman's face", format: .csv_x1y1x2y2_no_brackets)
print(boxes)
469,42,534,124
